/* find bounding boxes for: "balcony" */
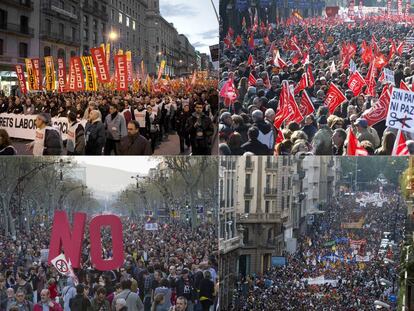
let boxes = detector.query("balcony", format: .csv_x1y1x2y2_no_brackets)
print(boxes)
244,187,254,197
238,212,281,224
0,23,34,37
40,31,80,47
2,0,34,10
245,159,254,170
82,3,109,21
265,161,278,171
41,4,78,21
264,187,277,197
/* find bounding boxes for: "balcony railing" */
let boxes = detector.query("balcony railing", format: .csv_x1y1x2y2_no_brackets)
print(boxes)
265,161,278,170
244,187,254,197
239,212,281,223
2,0,34,10
264,187,277,196
40,32,80,47
0,23,34,37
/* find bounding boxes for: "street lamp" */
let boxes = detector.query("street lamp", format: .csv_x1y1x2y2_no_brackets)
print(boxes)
108,31,118,41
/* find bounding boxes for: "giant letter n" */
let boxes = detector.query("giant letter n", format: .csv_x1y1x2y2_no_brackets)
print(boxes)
48,211,86,268
89,215,124,271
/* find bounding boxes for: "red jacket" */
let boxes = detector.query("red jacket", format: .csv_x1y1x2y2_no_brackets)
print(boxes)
33,301,63,311
48,283,58,299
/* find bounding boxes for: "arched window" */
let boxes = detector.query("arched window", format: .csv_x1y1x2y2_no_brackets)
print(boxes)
243,228,249,245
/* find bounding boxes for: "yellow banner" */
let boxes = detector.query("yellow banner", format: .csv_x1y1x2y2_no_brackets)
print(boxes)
125,51,132,61
81,56,97,91
105,43,110,67
118,49,124,55
25,58,38,91
341,217,365,229
44,56,56,92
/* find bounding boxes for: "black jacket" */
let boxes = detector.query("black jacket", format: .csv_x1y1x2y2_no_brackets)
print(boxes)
85,120,106,155
43,128,63,155
241,139,271,155
69,294,91,311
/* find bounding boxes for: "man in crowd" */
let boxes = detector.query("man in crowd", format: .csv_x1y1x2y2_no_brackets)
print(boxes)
118,120,152,155
33,289,62,311
27,113,62,156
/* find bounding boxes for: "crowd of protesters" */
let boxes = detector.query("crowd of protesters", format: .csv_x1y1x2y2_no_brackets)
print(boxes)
0,217,218,311
229,190,405,311
219,11,414,156
0,84,218,155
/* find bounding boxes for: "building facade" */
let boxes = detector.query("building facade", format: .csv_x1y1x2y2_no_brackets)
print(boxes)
39,0,81,67
0,0,39,94
219,156,242,310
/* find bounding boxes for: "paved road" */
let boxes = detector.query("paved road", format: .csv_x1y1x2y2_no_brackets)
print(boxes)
12,131,218,156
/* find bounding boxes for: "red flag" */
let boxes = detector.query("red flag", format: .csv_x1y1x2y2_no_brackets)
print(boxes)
300,90,315,117
274,81,292,128
400,80,410,90
219,78,237,106
373,53,387,70
362,84,391,126
365,62,377,97
315,40,327,56
347,128,368,156
15,65,27,95
392,130,409,155
248,36,255,50
275,128,284,145
361,46,373,64
294,73,308,95
224,34,232,49
114,55,128,91
389,41,397,59
347,71,367,96
324,83,347,114
247,54,254,66
248,73,256,86
91,47,111,83
397,41,405,55
273,50,288,68
234,35,242,47
307,66,314,87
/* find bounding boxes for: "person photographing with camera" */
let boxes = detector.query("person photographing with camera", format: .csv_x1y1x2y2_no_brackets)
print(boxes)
185,102,213,155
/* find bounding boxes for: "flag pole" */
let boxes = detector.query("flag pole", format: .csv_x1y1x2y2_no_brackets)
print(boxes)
210,0,219,23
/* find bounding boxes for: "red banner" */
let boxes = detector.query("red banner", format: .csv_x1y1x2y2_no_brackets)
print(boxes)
15,65,27,94
114,55,128,91
362,84,391,126
32,58,42,90
325,83,346,114
57,58,67,93
72,57,84,91
66,58,76,92
347,71,366,96
91,47,110,83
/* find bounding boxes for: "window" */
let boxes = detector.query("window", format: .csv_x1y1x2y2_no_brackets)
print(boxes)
282,177,285,191
45,19,51,35
59,23,64,37
102,5,106,13
44,46,51,57
0,39,3,55
281,197,284,209
245,174,251,188
119,12,122,24
244,200,250,214
126,16,129,27
19,42,28,58
93,19,97,29
20,16,29,34
93,32,97,44
58,48,65,60
102,23,106,34
72,27,76,41
59,0,64,9
83,28,88,40
0,10,7,29
266,175,271,189
72,6,76,14
265,201,270,213
132,20,135,30
83,15,88,25
112,9,115,20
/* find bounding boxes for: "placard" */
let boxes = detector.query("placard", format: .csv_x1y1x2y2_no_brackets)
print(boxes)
386,88,414,132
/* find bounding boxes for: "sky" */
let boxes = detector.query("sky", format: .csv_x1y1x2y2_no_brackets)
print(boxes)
74,157,158,193
160,0,219,55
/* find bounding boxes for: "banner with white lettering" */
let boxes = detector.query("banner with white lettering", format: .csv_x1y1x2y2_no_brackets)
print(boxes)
57,58,67,93
15,65,27,95
72,57,84,91
115,55,128,91
91,47,110,83
386,88,414,132
383,68,395,86
0,113,87,140
144,223,158,231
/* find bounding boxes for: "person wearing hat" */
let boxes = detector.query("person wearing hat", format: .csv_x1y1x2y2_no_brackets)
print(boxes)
312,115,333,155
27,112,62,156
353,117,380,148
66,111,85,155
